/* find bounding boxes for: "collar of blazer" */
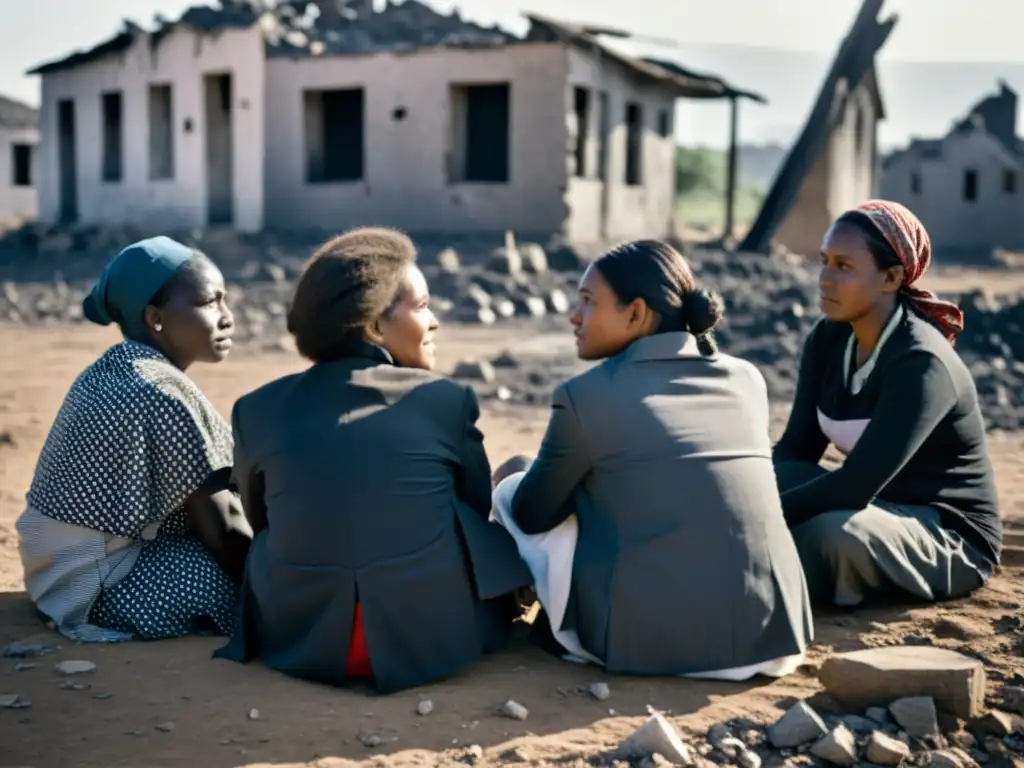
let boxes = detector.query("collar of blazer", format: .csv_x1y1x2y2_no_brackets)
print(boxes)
620,331,710,363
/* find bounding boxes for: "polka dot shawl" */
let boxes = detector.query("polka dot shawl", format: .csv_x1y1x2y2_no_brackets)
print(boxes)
27,341,233,539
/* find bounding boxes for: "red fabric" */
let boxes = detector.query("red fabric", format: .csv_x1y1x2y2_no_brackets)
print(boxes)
345,603,373,678
853,199,965,343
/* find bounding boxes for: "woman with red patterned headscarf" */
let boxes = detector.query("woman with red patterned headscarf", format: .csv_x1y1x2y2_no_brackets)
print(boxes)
773,200,1001,607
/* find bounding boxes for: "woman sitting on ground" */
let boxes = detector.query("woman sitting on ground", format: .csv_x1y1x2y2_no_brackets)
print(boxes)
216,227,531,693
17,237,250,642
773,200,1001,606
492,239,813,679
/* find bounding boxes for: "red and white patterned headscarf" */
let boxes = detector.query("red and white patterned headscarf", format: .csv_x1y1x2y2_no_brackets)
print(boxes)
852,199,964,343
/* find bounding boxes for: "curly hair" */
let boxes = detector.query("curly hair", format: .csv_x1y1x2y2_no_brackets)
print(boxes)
287,227,416,363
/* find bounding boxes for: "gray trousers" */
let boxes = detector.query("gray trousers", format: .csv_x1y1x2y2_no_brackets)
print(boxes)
775,462,989,606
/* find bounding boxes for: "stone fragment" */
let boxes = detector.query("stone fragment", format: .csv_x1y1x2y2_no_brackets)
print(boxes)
248,708,259,720
0,694,30,709
810,724,857,766
921,748,975,768
889,696,939,738
490,351,519,368
842,713,881,733
736,749,762,768
970,710,1013,738
867,706,896,728
55,660,96,676
155,722,176,733
588,682,610,701
361,733,382,748
435,247,461,274
3,642,46,659
516,296,547,318
491,297,516,319
617,713,693,765
818,647,986,719
767,701,828,748
865,731,912,765
546,288,571,314
500,700,528,720
488,233,522,276
452,359,496,383
416,699,434,716
519,243,548,274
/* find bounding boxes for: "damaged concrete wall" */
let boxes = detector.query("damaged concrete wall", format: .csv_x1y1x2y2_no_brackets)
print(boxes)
262,43,569,236
564,47,677,245
0,126,39,226
37,24,265,232
881,127,1024,254
775,80,878,256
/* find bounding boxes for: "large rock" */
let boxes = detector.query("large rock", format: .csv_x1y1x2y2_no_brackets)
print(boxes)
818,646,986,719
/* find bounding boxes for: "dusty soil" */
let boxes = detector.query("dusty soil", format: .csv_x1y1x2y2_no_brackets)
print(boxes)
0,322,1022,768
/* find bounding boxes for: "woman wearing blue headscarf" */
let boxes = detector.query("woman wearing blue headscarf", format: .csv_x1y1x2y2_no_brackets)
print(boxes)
16,236,251,642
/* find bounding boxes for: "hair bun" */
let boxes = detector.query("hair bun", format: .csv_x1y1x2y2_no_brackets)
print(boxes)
682,287,724,336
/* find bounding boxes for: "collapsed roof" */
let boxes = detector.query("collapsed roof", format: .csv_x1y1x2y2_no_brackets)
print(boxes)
739,0,896,253
25,0,758,102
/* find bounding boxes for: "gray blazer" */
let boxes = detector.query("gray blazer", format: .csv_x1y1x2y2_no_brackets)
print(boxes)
512,332,813,674
215,343,531,692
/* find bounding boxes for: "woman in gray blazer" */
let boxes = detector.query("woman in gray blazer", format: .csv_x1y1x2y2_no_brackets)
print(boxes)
215,228,531,692
493,240,813,679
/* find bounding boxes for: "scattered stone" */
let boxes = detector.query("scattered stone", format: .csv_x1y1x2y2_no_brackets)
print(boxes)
462,744,484,764
736,749,762,768
490,351,519,368
971,710,1013,737
889,696,940,738
921,747,975,768
360,733,382,748
55,660,97,676
14,663,35,672
516,296,547,318
842,713,881,733
588,682,611,701
546,288,571,314
866,731,913,765
416,700,434,716
519,243,548,274
3,642,46,659
92,692,113,700
810,724,857,766
867,706,896,728
767,701,829,748
435,247,461,274
500,700,529,721
59,680,90,690
155,722,176,733
452,359,496,383
248,708,260,721
707,724,731,747
617,713,694,765
0,694,30,709
488,232,522,275
818,647,986,719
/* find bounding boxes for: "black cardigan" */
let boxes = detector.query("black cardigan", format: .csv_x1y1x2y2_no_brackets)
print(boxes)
773,308,1002,567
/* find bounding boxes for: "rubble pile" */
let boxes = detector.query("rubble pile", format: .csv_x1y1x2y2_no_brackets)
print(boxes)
2,224,1024,428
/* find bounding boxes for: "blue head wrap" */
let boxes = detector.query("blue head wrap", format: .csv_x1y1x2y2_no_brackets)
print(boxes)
82,236,194,341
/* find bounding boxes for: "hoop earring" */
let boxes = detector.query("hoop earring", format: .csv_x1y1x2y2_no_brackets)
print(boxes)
154,324,163,332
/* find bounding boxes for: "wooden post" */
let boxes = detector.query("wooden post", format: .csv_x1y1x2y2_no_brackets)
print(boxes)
723,93,739,242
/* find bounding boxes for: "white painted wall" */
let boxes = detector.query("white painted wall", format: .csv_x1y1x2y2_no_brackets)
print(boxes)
37,25,265,232
880,126,1024,253
263,43,569,236
0,126,38,225
565,47,677,245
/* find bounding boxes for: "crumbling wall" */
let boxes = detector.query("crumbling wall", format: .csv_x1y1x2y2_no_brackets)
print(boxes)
882,127,1024,254
36,24,265,232
0,126,39,226
262,42,568,236
564,47,677,245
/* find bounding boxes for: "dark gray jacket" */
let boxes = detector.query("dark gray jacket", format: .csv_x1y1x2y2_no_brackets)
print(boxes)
512,332,813,675
215,343,531,692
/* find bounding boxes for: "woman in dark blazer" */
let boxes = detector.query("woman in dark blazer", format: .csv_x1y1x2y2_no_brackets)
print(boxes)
216,227,531,692
493,240,813,679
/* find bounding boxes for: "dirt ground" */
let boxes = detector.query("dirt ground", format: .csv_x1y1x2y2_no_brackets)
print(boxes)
1,318,1023,768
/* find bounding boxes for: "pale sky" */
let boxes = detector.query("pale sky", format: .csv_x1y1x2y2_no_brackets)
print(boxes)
2,0,1022,148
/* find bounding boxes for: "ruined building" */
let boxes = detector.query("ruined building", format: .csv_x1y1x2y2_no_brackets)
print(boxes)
27,0,755,243
0,94,38,227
